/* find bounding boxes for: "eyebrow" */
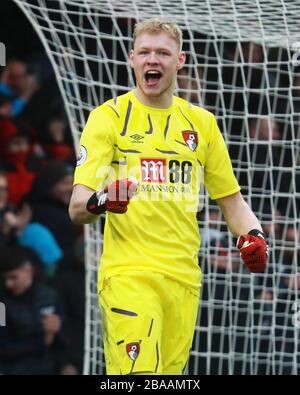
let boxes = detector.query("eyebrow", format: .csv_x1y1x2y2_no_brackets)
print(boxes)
138,47,172,52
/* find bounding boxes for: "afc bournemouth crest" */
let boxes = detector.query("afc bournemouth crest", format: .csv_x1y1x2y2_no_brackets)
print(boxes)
182,131,198,151
126,342,140,361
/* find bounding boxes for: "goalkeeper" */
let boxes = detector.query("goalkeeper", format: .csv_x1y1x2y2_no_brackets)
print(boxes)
69,17,268,375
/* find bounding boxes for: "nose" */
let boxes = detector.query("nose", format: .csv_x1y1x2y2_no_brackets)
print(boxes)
147,51,159,64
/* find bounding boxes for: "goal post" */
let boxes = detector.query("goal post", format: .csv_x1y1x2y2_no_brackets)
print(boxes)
13,0,300,375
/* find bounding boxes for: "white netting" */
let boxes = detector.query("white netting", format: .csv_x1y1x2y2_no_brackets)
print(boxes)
14,0,300,374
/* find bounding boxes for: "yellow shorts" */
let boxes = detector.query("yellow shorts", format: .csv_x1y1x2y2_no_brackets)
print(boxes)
98,271,200,375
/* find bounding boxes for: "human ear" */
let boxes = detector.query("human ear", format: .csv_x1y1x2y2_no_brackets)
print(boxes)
177,51,186,70
129,49,135,68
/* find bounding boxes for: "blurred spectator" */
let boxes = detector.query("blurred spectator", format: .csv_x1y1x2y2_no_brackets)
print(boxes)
220,41,268,124
247,117,295,219
0,170,62,274
242,42,264,64
22,74,67,133
40,116,75,163
242,117,283,204
249,117,281,141
200,207,240,275
0,171,16,246
253,288,274,374
251,199,283,240
0,59,38,117
26,160,77,256
0,121,42,205
296,144,300,218
198,208,247,375
275,225,300,374
293,74,300,105
278,73,300,116
177,67,203,105
261,209,283,241
200,208,224,248
16,203,63,277
0,92,13,118
292,73,300,144
51,239,85,374
280,226,300,279
0,246,68,374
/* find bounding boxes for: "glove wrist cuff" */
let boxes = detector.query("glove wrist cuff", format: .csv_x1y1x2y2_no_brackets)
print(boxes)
248,229,266,240
86,190,107,215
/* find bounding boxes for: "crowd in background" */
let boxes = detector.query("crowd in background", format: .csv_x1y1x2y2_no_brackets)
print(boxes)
0,1,84,374
183,41,300,374
0,2,299,375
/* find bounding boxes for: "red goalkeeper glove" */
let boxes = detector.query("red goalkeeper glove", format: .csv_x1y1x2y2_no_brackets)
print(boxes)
86,177,139,215
237,229,268,273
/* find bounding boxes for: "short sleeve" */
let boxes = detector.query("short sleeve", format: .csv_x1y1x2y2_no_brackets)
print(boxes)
204,114,241,200
74,107,115,190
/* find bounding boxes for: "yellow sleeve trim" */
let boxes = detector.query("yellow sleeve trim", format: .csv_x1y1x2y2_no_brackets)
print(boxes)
209,186,241,201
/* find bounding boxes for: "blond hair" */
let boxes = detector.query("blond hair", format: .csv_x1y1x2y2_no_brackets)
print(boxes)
133,17,183,51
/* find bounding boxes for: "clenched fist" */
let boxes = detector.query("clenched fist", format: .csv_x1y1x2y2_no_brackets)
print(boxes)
237,229,268,273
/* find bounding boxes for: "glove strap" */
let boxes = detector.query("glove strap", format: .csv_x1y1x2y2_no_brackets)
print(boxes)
248,229,266,240
86,190,107,215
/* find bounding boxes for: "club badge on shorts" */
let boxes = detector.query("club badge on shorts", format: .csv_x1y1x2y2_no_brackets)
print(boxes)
126,342,140,361
182,131,198,151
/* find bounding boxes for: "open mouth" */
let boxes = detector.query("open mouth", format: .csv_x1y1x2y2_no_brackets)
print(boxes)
144,70,162,85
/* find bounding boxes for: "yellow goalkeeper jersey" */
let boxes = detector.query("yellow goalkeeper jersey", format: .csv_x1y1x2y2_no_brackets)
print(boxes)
74,90,240,293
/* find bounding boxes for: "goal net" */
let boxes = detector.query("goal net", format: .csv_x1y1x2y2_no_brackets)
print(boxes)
14,0,300,375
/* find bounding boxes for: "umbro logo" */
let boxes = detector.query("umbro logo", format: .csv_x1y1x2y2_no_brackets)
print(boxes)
130,134,144,143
